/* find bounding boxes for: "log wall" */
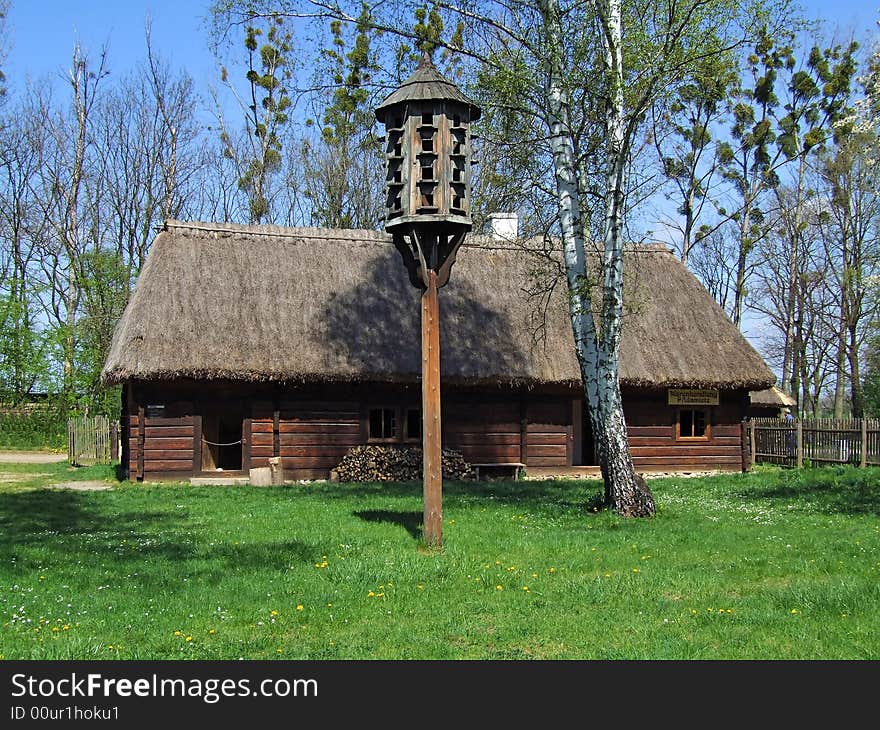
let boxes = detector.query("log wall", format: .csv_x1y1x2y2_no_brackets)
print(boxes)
623,388,745,471
122,381,748,481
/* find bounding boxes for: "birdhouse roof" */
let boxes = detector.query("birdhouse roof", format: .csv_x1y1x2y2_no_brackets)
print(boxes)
375,52,481,122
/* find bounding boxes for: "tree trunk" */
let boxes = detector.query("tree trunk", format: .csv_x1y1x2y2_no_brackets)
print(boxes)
540,0,654,517
849,324,863,418
591,368,655,516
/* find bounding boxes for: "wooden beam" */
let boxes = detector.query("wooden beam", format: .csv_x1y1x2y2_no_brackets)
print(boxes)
860,417,867,468
137,403,145,482
422,270,442,547
192,415,202,475
519,394,528,466
242,417,252,474
796,418,803,468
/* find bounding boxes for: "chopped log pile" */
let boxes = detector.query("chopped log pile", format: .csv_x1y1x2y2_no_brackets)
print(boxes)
334,445,476,482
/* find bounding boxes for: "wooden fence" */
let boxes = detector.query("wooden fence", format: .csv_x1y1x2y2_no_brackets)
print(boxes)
747,417,880,468
68,415,118,466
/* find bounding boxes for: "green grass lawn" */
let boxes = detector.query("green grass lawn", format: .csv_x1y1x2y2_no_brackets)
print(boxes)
0,461,877,659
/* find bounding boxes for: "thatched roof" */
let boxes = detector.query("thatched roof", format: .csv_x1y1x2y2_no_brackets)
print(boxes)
101,220,775,390
750,386,795,407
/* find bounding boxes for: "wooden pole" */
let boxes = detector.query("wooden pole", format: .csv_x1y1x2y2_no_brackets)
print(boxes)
422,269,442,547
796,418,803,468
749,420,756,469
860,417,867,468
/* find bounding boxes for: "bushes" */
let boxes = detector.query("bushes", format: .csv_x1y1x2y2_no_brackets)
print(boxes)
0,407,68,450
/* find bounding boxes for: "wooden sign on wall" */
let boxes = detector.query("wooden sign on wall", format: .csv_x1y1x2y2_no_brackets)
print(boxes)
668,389,719,406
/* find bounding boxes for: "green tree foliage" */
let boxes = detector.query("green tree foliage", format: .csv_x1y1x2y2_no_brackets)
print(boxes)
302,4,383,228
220,16,294,223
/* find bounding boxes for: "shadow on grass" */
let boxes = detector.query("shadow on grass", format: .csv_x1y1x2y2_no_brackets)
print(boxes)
749,468,880,516
355,509,423,540
0,488,321,581
316,478,604,512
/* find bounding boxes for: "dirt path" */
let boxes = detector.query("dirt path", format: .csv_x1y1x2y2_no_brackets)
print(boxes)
0,451,66,464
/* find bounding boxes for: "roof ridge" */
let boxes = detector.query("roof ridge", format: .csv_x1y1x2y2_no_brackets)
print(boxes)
163,220,674,254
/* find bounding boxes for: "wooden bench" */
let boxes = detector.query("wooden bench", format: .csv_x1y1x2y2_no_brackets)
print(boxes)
471,462,525,481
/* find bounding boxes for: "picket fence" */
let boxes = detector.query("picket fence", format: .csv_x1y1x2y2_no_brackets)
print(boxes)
748,417,880,468
67,415,118,466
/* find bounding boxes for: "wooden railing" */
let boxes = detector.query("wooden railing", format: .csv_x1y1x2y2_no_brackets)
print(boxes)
746,417,880,468
68,415,119,466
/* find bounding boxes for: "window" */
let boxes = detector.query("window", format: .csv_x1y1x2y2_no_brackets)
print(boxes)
405,409,421,441
678,408,708,439
369,408,397,440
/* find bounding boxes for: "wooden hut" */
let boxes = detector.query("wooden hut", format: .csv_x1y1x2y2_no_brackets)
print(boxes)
102,220,775,481
748,386,796,419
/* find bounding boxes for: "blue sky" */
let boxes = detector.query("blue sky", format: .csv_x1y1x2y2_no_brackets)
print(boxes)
4,0,878,92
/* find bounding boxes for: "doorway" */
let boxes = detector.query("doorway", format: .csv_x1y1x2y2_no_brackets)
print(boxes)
572,398,597,466
201,412,243,472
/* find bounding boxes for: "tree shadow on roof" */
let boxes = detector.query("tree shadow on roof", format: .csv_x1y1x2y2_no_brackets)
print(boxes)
319,246,533,381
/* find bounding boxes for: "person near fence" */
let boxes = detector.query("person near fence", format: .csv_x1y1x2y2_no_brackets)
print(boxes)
782,408,796,457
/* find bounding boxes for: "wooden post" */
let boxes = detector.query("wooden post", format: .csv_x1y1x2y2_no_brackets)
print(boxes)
796,418,803,468
740,421,749,473
137,404,145,481
860,417,867,468
422,270,442,547
110,420,119,462
749,420,756,469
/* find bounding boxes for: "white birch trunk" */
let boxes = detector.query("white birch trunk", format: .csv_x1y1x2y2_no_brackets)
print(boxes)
540,0,654,517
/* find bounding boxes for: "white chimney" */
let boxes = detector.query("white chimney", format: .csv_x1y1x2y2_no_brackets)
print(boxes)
485,212,518,241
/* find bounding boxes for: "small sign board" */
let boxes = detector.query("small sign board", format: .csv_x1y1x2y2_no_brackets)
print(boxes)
145,404,165,418
668,389,719,406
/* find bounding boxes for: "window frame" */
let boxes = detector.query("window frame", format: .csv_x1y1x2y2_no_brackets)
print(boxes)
366,405,421,444
675,406,711,441
368,407,398,442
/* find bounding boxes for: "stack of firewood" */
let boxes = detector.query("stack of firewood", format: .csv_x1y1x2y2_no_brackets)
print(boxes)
334,445,475,482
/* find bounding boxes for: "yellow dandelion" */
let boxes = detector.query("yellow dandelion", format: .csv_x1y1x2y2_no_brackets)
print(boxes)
174,630,182,636
270,610,279,616
296,605,304,611
185,636,192,642
52,627,59,633
690,609,697,615
549,567,557,574
39,576,45,581
790,609,799,615
495,585,503,591
632,568,640,573
367,591,375,597
107,645,113,650
604,573,611,577
62,625,70,631
208,629,216,635
277,648,283,654
417,584,424,590
522,586,530,592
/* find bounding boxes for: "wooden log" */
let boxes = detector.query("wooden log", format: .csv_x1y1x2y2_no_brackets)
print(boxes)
796,418,803,468
423,271,442,548
861,418,867,468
